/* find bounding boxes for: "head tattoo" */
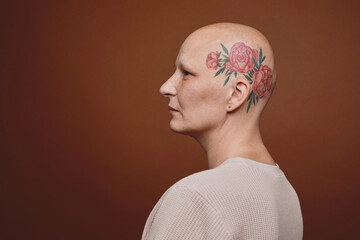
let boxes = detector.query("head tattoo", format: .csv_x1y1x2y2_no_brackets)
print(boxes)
206,41,273,113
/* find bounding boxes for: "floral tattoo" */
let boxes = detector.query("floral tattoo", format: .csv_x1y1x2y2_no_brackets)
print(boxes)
205,42,273,113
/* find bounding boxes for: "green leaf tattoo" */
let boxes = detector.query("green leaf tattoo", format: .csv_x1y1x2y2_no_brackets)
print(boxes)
247,90,253,101
253,57,259,69
221,43,229,55
223,75,230,86
247,96,252,113
244,74,252,83
214,67,225,77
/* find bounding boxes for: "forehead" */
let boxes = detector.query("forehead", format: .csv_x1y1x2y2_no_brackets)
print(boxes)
176,46,199,69
178,31,214,64
176,28,228,68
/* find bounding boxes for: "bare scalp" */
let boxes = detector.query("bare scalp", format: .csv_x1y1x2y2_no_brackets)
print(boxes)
184,23,276,114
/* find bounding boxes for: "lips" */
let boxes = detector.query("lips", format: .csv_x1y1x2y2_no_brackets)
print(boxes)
168,105,178,111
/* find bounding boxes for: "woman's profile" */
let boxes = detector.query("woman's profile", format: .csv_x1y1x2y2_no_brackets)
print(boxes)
141,22,303,240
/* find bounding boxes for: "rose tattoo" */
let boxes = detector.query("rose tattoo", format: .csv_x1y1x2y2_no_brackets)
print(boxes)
205,42,273,113
206,51,219,70
225,42,258,73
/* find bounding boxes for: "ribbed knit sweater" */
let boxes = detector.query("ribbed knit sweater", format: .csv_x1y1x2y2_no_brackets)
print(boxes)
141,157,303,240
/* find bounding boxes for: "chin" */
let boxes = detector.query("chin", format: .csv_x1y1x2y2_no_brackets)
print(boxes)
169,120,203,137
169,121,184,133
169,120,191,135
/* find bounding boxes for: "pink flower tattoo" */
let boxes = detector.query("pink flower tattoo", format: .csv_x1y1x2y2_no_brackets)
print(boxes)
252,65,273,99
205,41,273,113
206,51,219,70
225,42,258,73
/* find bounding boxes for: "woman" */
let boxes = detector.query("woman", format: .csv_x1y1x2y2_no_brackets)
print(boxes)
142,22,303,240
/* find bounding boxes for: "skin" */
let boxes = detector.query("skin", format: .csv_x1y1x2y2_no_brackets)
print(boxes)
160,23,278,169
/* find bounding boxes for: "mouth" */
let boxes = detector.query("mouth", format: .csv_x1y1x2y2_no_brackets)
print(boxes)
168,105,179,112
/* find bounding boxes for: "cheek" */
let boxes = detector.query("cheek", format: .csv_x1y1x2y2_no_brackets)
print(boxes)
180,84,225,123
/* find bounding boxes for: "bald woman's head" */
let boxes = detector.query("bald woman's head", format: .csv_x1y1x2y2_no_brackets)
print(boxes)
160,23,276,135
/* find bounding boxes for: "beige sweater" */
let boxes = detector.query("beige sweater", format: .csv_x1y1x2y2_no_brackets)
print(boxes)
141,157,303,240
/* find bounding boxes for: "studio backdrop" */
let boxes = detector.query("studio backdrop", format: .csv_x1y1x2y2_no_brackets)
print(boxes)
1,0,359,239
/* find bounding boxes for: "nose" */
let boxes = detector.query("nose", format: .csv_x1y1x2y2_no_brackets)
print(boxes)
159,74,177,97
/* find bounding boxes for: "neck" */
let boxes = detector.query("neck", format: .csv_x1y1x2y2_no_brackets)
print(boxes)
194,114,276,169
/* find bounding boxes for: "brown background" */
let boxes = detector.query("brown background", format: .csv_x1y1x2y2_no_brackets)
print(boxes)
1,0,359,239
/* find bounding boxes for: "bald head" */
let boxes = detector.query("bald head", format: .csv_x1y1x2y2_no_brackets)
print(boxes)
160,23,276,136
179,23,276,115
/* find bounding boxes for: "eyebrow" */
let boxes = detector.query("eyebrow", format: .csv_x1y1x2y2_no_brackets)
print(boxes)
176,59,196,72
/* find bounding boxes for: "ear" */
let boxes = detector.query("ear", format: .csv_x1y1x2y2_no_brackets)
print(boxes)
226,78,251,112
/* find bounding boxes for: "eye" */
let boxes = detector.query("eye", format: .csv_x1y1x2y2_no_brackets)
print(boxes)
183,70,191,77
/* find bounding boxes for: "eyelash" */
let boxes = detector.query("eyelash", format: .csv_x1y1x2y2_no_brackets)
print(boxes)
183,70,191,76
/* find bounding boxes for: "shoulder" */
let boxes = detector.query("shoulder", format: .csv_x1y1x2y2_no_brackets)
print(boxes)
166,163,245,207
171,161,251,192
168,160,283,207
171,167,222,191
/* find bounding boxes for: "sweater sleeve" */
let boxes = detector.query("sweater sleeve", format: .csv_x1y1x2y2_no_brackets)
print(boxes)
144,185,233,240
